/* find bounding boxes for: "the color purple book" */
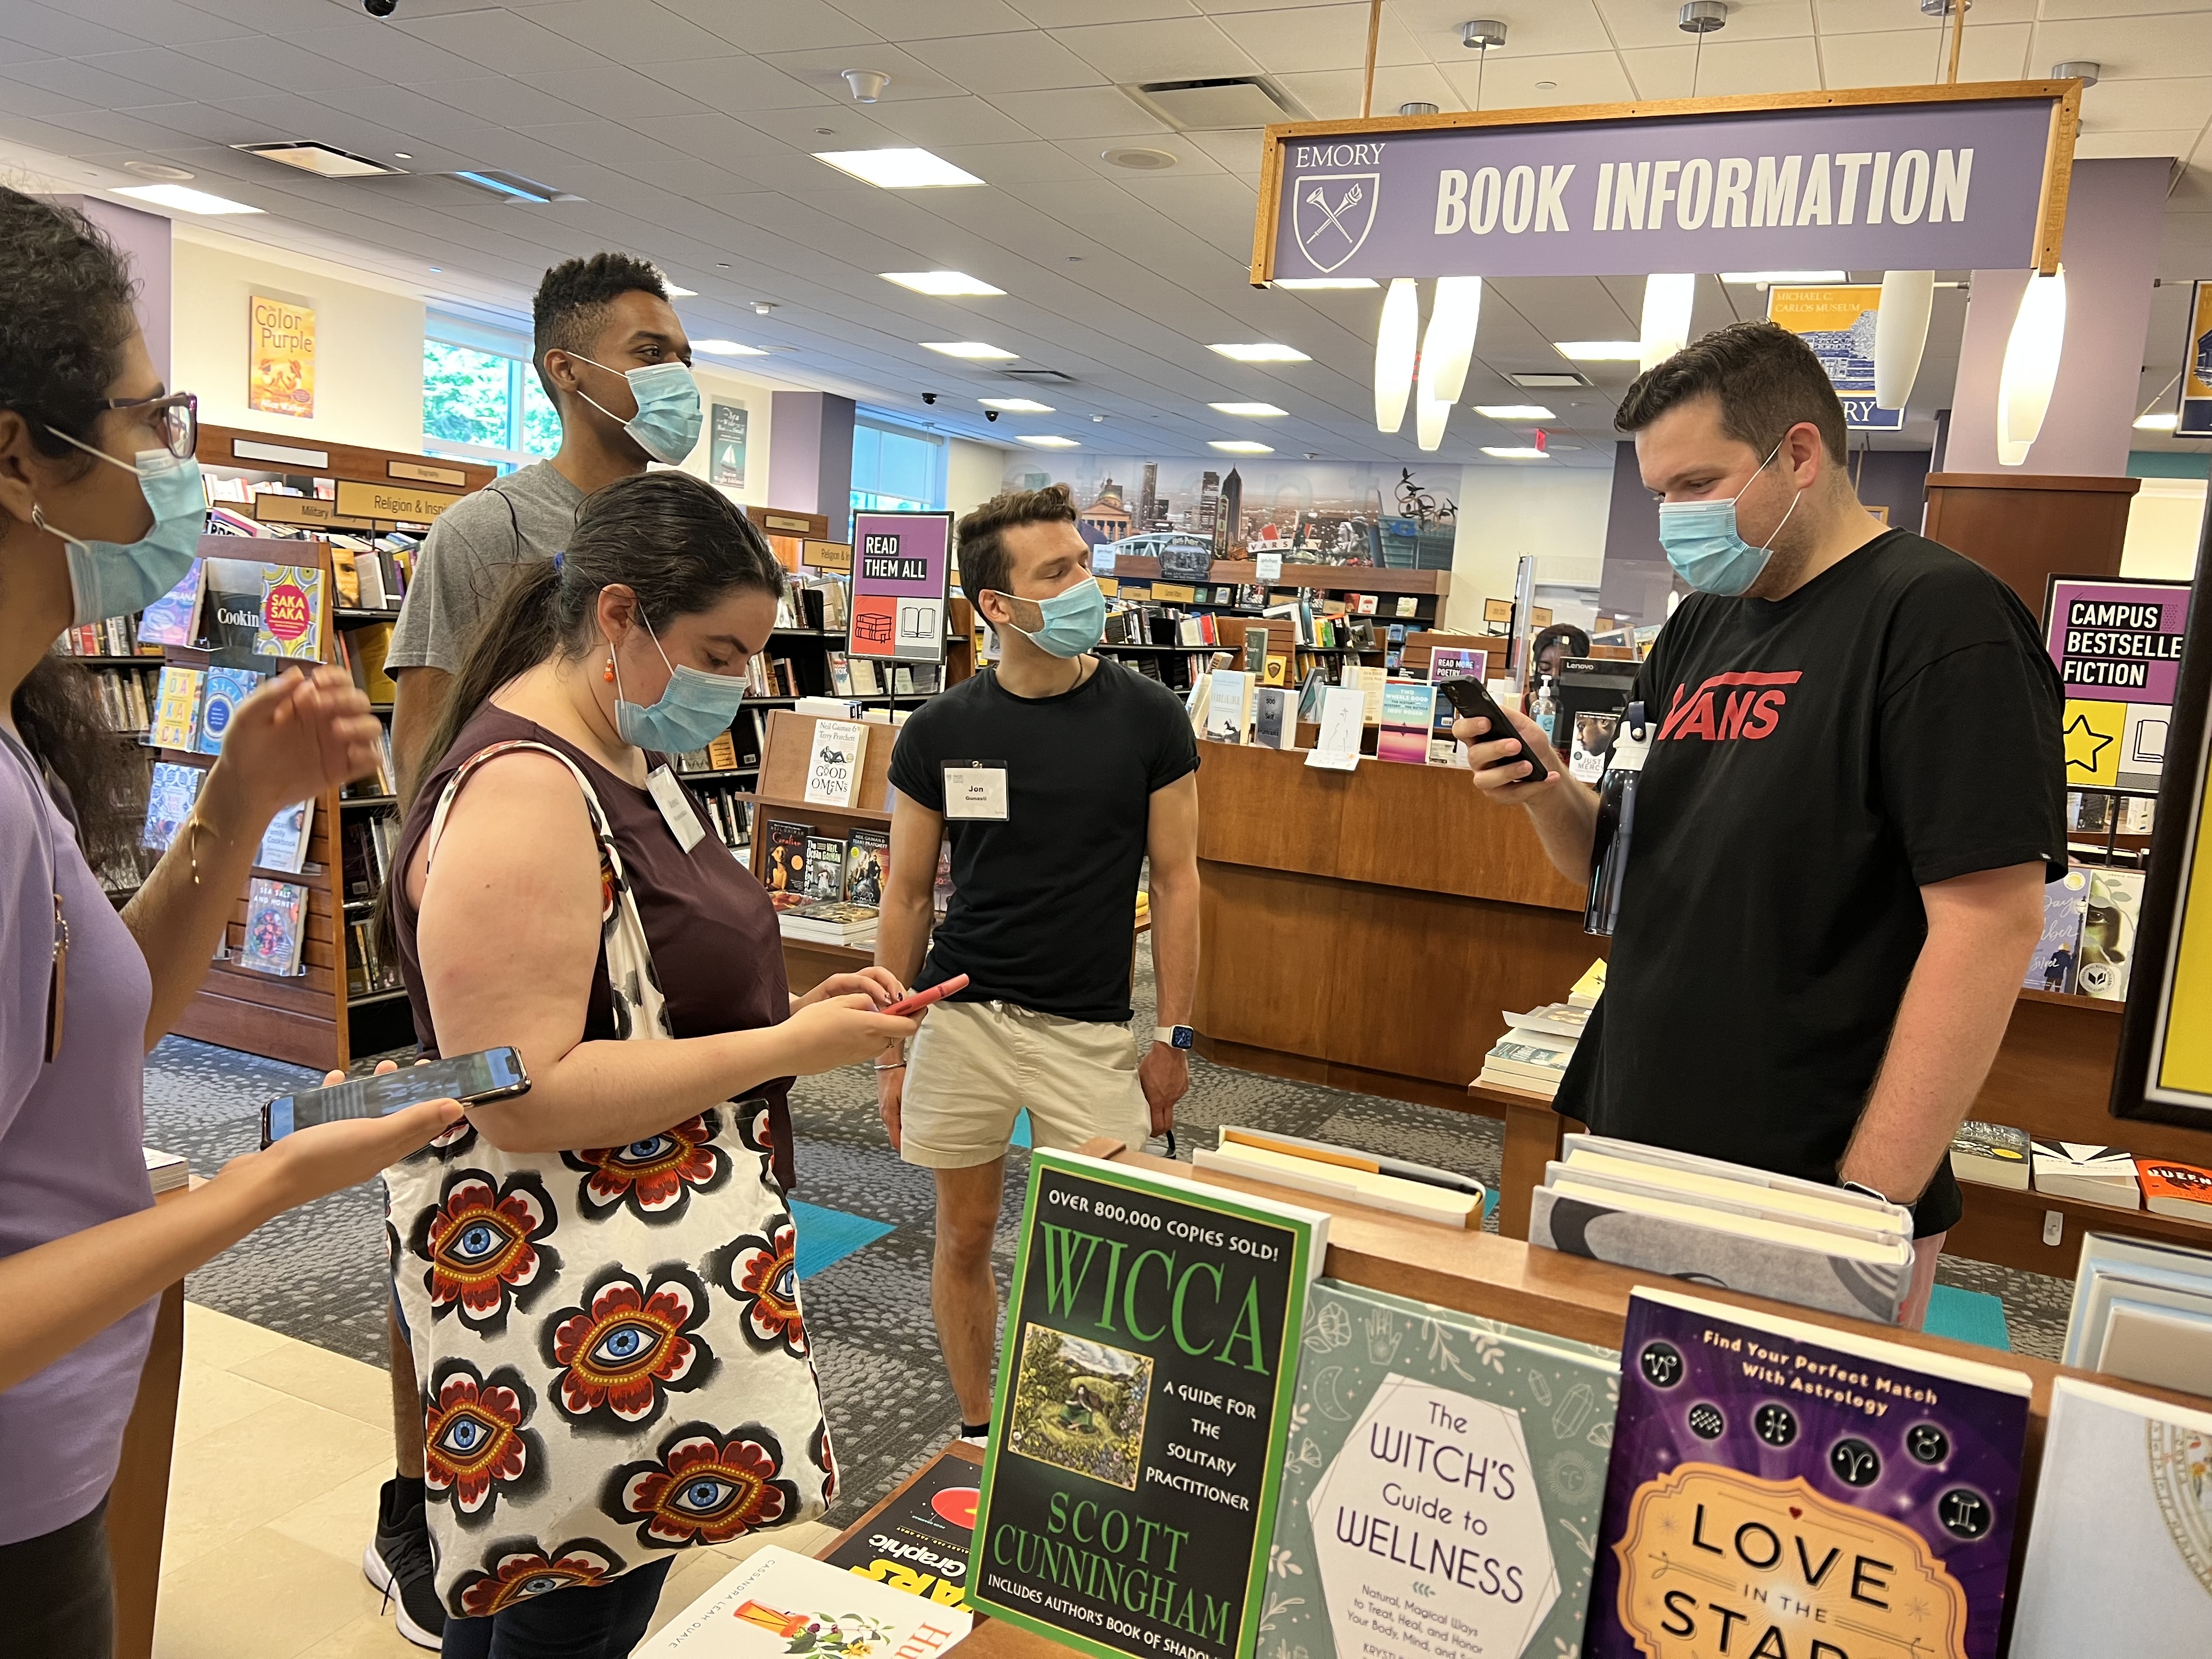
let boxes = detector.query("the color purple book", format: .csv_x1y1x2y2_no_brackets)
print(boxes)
1589,1288,2032,1659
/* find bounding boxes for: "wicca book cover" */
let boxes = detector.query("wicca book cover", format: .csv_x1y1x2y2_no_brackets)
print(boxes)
970,1153,1322,1659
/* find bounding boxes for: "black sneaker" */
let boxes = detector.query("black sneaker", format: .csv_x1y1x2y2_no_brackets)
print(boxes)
363,1478,445,1650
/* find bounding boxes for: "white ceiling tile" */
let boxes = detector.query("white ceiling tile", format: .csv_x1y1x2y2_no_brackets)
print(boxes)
1434,50,1637,109
78,47,272,104
1048,17,1259,83
524,0,737,64
65,0,252,48
1812,0,2036,35
1013,2,1200,25
35,105,223,152
2076,129,2194,159
0,2,134,58
1392,0,1615,58
111,97,292,146
2034,17,2212,80
902,31,1107,94
983,86,1167,138
868,96,1040,148
0,78,91,120
628,111,800,160
2080,77,2212,132
1210,5,1424,76
1051,134,1226,182
1273,63,1456,121
1619,36,1826,101
275,20,479,86
654,0,885,54
839,0,1036,38
1820,25,2035,90
1595,0,1816,52
408,77,586,131
393,9,605,76
755,46,967,105
2034,0,2210,17
731,101,909,150
640,58,838,117
1187,127,1264,174
511,65,711,122
170,35,373,95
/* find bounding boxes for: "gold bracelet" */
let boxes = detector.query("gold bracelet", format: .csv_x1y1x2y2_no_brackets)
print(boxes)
183,812,206,887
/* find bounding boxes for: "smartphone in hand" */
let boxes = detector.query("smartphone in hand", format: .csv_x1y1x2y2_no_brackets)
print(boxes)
882,973,969,1018
1436,679,1550,784
261,1047,529,1148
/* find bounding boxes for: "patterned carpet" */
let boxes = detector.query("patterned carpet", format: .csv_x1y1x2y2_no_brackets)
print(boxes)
143,956,2076,1523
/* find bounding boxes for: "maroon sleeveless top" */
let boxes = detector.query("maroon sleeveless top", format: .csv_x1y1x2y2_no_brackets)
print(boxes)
392,705,798,1188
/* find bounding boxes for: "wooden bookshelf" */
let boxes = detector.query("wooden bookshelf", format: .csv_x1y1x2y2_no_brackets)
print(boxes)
744,709,901,995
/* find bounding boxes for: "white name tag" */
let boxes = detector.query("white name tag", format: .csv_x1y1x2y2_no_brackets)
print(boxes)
944,761,1009,820
646,765,707,852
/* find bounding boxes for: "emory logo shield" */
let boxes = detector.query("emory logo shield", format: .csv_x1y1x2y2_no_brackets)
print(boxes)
1292,173,1379,273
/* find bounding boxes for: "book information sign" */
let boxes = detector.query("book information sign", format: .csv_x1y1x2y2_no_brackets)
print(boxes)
970,1152,1322,1659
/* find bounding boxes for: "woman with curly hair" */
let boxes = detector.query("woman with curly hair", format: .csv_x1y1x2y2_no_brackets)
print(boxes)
0,185,464,1651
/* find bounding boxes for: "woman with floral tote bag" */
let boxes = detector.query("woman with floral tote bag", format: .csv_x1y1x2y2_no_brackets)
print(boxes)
383,473,917,1654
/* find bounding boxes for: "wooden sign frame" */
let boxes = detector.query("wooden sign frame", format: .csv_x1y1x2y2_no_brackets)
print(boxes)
1250,80,2081,285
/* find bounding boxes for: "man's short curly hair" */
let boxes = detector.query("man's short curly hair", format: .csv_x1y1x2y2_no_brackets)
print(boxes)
957,484,1080,610
532,253,670,398
1616,320,1849,467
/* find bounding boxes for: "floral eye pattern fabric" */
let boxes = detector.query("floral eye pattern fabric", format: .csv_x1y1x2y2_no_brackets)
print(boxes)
382,740,831,1620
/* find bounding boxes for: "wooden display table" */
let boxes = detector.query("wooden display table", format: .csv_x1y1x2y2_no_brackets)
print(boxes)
906,1139,2208,1659
108,1179,196,1659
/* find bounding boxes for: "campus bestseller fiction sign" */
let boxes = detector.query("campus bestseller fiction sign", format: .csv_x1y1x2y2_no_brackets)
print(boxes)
1254,84,2078,284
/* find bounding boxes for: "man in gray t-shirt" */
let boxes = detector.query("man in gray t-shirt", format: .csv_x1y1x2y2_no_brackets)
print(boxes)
386,252,697,803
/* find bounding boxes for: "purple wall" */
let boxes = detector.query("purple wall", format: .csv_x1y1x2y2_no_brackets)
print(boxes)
1852,447,1932,532
1945,156,2168,476
769,390,855,525
40,196,171,382
1598,441,1679,628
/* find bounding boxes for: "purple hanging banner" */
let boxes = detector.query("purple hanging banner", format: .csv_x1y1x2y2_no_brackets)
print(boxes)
1253,83,2078,285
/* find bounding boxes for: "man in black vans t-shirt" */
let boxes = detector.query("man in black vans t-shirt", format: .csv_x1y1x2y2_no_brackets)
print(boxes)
1459,321,2063,1329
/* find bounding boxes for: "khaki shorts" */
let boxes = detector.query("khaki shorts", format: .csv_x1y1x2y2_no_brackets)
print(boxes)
899,998,1150,1170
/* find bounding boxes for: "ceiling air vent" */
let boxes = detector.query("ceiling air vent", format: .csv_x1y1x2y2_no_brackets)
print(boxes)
1508,370,1590,390
1123,76,1308,132
449,168,582,205
1001,368,1076,384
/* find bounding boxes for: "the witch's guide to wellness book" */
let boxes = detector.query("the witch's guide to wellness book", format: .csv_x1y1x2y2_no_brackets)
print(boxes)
968,1150,1325,1659
1267,1279,1621,1659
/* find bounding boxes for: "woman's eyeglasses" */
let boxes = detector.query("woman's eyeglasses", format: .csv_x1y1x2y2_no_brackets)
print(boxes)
94,391,198,461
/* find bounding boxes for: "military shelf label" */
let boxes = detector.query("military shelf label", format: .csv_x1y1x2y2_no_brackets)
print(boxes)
969,1150,1325,1659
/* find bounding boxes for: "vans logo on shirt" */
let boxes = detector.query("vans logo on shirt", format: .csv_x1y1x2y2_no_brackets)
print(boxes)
1657,670,1803,742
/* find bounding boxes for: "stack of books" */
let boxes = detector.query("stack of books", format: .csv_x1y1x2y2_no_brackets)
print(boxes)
2062,1232,2212,1396
2032,1139,2142,1209
144,1147,189,1195
1528,1132,1918,1324
777,899,878,947
1192,1126,1486,1228
1948,1119,2033,1189
1475,1000,1588,1097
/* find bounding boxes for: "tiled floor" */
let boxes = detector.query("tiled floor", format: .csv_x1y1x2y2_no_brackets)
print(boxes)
156,1302,835,1658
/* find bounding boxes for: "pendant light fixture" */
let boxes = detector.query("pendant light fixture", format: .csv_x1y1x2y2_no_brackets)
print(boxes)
1996,268,2067,466
1874,270,1935,410
1412,276,1483,451
1375,276,1420,433
1639,273,1696,372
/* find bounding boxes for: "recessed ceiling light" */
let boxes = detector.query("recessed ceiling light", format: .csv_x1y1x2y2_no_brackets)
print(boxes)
814,148,984,189
452,168,576,204
1271,276,1378,290
981,397,1054,413
882,270,1005,296
1102,146,1177,170
1208,343,1310,363
2135,411,2180,430
1481,446,1551,459
1509,370,1587,388
662,280,698,297
233,140,403,178
1553,341,1644,361
691,338,770,357
1720,270,1848,285
1210,439,1274,454
393,153,413,161
1209,402,1287,417
922,341,1017,359
122,159,194,181
114,183,262,215
1474,404,1556,419
1018,435,1080,448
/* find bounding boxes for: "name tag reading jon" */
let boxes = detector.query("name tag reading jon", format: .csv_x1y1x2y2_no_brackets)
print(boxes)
944,761,1009,821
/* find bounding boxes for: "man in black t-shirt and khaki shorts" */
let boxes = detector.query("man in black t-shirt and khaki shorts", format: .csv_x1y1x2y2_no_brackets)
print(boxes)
876,485,1201,1437
1462,323,2064,1331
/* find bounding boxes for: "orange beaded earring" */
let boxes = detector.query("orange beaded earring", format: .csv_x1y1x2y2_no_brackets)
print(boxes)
603,652,616,684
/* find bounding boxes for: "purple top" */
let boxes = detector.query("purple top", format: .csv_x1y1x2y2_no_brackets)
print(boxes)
0,727,157,1547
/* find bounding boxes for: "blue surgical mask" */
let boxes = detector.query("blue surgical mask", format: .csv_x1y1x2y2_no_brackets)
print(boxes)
1656,439,1801,597
608,609,748,753
993,576,1107,659
572,356,703,465
32,439,207,627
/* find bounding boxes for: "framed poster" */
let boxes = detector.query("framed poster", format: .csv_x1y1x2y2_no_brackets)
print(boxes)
709,401,747,488
2176,279,2212,440
851,509,953,663
1768,284,1905,431
2042,573,2192,797
2112,541,2212,1127
249,294,314,419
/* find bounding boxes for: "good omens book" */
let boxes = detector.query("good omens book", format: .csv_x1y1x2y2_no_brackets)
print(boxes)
969,1150,1327,1659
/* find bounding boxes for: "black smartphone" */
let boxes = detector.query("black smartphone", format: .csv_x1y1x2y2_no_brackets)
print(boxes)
1436,678,1550,783
260,1047,531,1148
